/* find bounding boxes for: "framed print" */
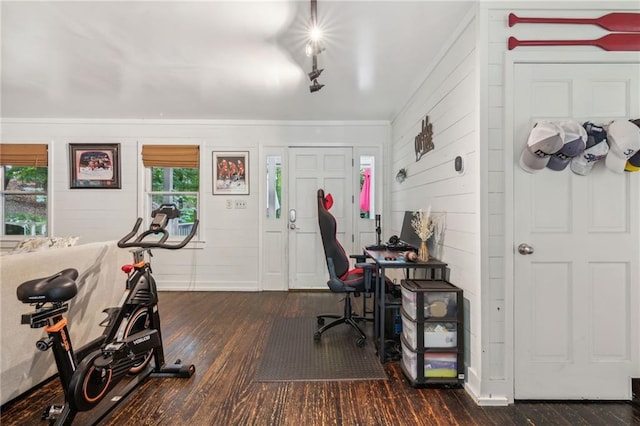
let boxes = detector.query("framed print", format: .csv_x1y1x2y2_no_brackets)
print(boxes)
69,143,121,189
213,151,249,195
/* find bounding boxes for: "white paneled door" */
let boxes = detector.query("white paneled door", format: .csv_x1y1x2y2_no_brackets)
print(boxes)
513,63,640,399
288,147,354,290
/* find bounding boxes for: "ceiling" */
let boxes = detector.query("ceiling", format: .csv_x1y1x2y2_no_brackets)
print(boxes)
1,1,474,121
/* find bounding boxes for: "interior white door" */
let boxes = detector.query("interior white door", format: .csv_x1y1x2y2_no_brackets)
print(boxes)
513,63,640,399
288,147,353,290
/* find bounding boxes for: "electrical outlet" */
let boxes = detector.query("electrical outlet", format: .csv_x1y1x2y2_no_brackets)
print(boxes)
234,200,247,209
226,199,233,209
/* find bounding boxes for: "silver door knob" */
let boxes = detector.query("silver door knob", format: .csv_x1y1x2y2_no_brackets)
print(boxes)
289,223,297,230
518,243,534,255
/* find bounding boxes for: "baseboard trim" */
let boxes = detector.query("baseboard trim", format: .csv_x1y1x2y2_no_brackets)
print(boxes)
157,281,259,291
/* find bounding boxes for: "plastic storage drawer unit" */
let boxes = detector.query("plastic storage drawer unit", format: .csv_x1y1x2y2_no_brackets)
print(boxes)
399,279,464,387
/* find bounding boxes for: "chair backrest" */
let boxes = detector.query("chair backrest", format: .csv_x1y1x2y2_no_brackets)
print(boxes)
317,189,350,279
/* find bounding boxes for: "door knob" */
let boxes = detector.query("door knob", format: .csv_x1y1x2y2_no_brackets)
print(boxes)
518,243,534,255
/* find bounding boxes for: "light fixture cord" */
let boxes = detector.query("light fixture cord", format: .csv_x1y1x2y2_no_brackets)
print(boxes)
310,0,317,27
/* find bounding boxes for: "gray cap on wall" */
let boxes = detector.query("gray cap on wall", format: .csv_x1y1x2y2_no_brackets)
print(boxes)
519,121,565,173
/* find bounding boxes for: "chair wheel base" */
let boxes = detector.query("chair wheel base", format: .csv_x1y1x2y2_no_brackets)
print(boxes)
313,331,321,342
356,337,366,348
317,317,325,326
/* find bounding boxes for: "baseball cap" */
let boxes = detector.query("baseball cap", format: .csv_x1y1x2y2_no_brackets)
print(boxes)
519,121,565,173
547,120,587,171
570,122,608,176
626,119,640,172
605,119,640,173
626,151,640,172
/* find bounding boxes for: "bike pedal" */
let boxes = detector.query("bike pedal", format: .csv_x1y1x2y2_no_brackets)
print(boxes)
41,404,64,421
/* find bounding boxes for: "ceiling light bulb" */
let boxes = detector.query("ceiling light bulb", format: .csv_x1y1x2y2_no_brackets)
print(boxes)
310,26,322,42
309,79,324,93
308,68,324,81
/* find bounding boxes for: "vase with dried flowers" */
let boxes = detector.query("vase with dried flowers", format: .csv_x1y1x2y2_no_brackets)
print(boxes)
411,207,433,261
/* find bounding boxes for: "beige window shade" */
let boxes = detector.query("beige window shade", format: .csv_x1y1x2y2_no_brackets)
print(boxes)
0,144,48,166
142,145,199,168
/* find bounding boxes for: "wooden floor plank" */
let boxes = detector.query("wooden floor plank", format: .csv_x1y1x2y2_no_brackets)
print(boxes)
2,291,640,425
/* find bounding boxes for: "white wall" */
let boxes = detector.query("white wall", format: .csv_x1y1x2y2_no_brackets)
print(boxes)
388,7,481,393
1,119,389,290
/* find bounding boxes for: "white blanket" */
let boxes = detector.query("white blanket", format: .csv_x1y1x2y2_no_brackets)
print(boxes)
0,241,130,405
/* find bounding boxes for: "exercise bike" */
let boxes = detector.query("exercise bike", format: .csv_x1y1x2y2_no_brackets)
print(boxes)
16,204,199,425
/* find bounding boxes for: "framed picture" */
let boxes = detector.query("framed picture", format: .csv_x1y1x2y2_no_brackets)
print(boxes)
213,151,249,195
69,143,121,189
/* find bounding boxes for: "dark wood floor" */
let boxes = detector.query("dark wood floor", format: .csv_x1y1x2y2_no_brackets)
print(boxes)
3,291,640,426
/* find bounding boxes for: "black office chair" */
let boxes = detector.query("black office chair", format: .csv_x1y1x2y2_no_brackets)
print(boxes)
314,188,374,347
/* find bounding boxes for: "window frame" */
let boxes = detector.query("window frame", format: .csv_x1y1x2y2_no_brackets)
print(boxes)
0,143,50,239
140,142,204,244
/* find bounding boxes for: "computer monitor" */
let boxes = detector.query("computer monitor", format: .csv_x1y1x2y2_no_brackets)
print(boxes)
399,211,422,250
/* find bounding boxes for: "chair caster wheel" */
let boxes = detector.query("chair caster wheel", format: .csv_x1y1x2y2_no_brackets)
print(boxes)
317,317,325,325
356,338,366,347
314,332,321,342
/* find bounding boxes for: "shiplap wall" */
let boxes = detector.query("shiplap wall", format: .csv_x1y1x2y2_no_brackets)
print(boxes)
388,9,480,392
1,120,388,290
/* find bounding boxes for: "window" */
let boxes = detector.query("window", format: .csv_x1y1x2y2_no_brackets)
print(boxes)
142,145,200,238
266,155,282,219
0,144,48,236
359,155,375,219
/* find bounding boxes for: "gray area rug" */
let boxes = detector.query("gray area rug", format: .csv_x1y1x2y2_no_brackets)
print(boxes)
254,317,387,382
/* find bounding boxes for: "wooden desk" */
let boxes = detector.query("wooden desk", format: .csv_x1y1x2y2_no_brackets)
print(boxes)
364,248,447,363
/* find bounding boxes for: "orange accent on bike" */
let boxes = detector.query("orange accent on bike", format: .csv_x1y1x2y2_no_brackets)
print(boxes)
45,317,68,333
60,329,71,351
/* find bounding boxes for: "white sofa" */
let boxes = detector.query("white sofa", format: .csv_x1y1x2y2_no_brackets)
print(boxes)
0,241,130,405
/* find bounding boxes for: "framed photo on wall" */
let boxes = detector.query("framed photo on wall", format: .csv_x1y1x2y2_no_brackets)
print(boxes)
69,143,121,189
213,151,249,195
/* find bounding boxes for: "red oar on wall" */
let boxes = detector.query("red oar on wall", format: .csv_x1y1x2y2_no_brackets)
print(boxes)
508,34,640,51
509,13,640,32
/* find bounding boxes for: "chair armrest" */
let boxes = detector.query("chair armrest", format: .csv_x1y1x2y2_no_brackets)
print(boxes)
354,262,376,293
350,253,367,263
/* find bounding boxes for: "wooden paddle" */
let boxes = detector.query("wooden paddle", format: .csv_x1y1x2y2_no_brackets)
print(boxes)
508,34,640,51
509,13,640,32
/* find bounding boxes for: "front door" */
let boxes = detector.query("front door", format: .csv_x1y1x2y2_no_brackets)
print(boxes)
513,62,640,399
288,147,353,290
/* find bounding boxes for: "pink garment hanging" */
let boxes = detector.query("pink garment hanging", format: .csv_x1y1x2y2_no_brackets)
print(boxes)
360,168,371,212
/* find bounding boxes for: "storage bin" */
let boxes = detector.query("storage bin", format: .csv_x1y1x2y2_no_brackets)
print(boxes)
400,281,457,321
401,312,457,349
401,342,458,381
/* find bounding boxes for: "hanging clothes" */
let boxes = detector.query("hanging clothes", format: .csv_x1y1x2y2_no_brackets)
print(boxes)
360,168,371,212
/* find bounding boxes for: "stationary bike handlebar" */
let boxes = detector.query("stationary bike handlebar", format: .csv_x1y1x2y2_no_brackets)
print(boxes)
117,204,199,250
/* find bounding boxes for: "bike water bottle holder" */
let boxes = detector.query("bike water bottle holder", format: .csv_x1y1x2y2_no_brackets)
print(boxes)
21,304,69,328
99,307,120,328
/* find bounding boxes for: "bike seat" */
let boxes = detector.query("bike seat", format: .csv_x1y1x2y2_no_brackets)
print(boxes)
17,268,79,303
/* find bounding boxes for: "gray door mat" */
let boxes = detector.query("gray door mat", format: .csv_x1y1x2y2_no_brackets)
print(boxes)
253,317,387,382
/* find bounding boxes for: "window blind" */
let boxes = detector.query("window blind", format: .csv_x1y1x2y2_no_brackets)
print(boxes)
0,144,48,166
142,145,199,168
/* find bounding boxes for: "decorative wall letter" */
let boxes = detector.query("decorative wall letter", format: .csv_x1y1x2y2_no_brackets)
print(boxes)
415,116,434,161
